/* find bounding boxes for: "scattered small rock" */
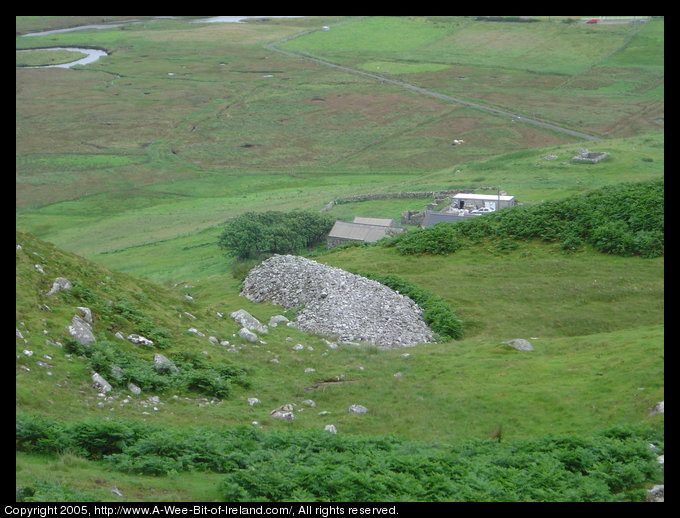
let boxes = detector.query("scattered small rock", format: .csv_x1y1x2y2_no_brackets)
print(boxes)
269,315,290,327
153,353,179,374
128,383,142,395
248,397,261,406
47,277,72,296
231,309,268,334
646,485,664,502
67,315,96,346
127,334,154,346
270,404,295,421
649,401,664,416
324,424,337,434
92,372,112,393
238,328,259,343
502,339,534,351
348,404,369,414
77,307,93,323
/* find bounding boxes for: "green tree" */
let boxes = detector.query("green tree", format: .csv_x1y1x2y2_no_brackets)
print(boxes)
218,211,334,260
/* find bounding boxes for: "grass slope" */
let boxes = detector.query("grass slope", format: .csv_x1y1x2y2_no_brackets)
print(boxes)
16,229,663,501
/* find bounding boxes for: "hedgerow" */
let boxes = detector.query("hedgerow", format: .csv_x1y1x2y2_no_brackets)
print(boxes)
389,180,663,258
15,414,663,502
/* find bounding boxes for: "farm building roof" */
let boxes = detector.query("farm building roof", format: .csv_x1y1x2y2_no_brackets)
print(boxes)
352,217,397,227
422,212,469,228
328,221,403,242
452,193,515,201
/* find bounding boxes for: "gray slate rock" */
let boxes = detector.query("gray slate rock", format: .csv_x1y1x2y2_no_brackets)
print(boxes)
77,307,93,323
231,309,268,334
67,315,96,346
348,404,369,414
238,327,259,343
92,372,112,393
268,315,290,327
502,339,534,351
127,334,154,346
153,353,179,374
47,277,72,296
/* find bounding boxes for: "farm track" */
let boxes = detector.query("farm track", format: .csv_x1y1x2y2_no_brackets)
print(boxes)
267,22,605,142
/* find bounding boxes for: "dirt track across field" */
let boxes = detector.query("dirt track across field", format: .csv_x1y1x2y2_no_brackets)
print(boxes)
268,21,605,142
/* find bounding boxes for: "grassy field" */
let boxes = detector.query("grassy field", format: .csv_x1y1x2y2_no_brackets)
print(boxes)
16,16,663,502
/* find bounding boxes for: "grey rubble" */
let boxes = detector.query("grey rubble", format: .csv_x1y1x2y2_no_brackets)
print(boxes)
240,255,434,348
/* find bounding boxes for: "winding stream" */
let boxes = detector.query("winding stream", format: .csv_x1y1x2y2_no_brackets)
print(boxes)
17,17,303,69
16,47,108,69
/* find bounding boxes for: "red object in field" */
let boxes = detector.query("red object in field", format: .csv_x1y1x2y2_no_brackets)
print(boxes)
586,19,598,24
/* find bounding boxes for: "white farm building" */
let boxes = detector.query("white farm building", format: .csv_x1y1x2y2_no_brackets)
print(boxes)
451,193,516,211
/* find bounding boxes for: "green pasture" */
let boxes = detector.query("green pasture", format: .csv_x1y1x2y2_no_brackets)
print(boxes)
16,49,86,67
282,17,664,137
16,230,663,444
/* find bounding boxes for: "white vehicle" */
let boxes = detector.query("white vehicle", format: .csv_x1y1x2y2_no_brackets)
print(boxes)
470,207,495,214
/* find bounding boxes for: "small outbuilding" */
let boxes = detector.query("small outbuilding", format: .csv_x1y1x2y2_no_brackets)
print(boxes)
450,193,515,211
421,212,468,228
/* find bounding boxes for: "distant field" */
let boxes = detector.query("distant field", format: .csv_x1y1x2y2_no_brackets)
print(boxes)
16,16,663,283
282,17,664,138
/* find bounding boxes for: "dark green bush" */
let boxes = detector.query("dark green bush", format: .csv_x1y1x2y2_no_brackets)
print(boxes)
218,210,334,260
16,413,64,454
388,180,663,259
16,415,663,501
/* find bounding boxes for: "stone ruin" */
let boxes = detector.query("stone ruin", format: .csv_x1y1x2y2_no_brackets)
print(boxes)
571,149,609,164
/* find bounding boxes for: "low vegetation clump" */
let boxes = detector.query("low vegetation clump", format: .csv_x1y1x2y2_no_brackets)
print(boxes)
64,340,250,399
15,414,663,502
388,180,663,258
355,271,464,340
218,211,334,260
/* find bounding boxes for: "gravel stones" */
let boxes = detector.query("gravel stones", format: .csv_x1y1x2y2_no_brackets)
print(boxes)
240,255,434,348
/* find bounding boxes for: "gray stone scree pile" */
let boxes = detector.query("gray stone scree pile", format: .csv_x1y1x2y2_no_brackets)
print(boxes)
240,255,435,348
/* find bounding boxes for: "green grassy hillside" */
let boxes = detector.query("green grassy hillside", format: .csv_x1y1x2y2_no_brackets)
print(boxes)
16,226,663,501
16,16,663,502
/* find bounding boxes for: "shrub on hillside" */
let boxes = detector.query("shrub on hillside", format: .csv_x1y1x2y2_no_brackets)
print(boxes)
389,180,663,258
16,414,663,501
218,211,334,260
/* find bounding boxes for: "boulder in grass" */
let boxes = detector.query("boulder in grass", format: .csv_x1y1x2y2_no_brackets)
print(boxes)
231,309,268,334
348,404,368,414
502,339,534,351
153,353,179,374
127,334,154,346
67,315,96,346
47,277,72,296
238,327,258,343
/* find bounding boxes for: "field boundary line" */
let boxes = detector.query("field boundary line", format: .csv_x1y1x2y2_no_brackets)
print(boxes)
267,18,603,142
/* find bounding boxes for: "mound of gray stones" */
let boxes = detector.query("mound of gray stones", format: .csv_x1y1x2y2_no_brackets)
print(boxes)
240,255,435,348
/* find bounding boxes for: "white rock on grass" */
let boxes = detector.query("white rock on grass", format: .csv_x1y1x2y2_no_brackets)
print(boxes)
348,404,368,414
238,328,258,343
67,315,96,346
47,277,72,296
231,309,268,334
127,334,154,346
502,339,534,351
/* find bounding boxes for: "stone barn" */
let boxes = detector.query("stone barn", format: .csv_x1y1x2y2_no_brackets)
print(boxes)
327,220,403,248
